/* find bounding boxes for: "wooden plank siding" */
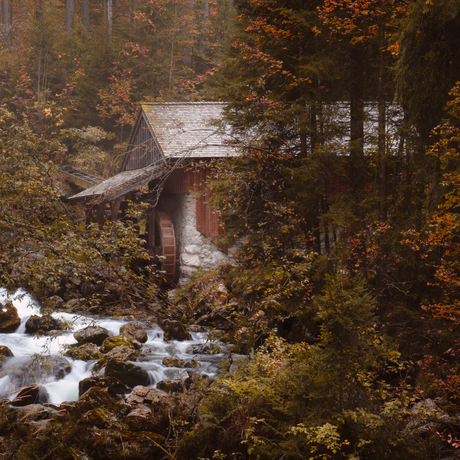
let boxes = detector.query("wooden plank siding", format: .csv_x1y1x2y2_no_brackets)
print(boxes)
161,168,190,194
125,113,163,171
161,166,224,239
192,168,224,239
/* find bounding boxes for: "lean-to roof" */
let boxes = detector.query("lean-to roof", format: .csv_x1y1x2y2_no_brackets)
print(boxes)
68,165,167,201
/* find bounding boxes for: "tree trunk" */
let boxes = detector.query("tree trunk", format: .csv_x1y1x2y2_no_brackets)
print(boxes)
183,0,194,67
36,0,43,19
2,0,9,45
350,43,365,196
65,0,74,35
377,17,387,221
169,1,177,91
107,0,113,41
199,0,209,55
131,0,136,25
310,98,318,153
82,0,89,34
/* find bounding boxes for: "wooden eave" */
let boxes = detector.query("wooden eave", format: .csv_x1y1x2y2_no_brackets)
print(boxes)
67,164,169,203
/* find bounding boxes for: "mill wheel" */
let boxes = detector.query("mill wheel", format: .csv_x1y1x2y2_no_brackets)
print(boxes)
149,210,177,282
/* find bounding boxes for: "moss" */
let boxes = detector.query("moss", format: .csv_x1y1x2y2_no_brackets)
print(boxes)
84,407,117,428
157,379,182,393
186,343,222,355
0,345,13,360
0,301,21,332
0,372,186,459
89,431,164,459
64,342,103,361
24,314,62,335
162,357,197,368
104,358,151,388
100,335,142,353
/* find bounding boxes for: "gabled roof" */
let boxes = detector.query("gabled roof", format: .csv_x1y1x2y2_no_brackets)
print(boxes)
130,102,235,160
69,102,237,202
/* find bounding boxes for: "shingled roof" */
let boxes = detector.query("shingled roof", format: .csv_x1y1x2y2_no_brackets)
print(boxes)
140,102,234,159
68,102,237,202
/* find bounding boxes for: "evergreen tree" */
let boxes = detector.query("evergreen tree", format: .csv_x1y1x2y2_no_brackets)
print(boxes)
396,0,460,145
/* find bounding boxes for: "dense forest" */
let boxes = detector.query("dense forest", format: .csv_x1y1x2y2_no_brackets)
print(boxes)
1,0,460,458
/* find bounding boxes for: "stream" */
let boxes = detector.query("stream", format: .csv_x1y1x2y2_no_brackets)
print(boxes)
0,288,226,405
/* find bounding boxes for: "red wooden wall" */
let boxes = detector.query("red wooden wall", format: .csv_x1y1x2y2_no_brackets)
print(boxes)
163,166,225,239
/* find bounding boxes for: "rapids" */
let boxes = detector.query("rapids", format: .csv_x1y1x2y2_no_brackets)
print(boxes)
0,288,226,404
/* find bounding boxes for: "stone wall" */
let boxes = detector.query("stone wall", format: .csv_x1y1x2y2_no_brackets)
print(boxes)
167,194,230,282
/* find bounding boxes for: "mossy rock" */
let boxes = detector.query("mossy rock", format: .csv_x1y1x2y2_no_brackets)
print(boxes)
64,343,103,361
207,329,227,342
104,358,151,388
0,345,13,360
7,404,57,422
186,343,222,355
78,376,128,398
24,314,62,335
11,385,49,406
42,295,64,312
119,321,148,343
101,335,142,353
161,319,192,342
157,378,191,393
0,355,71,387
84,407,118,429
162,357,197,368
0,386,170,460
105,345,140,361
64,298,87,312
0,301,20,333
73,325,111,346
88,431,164,459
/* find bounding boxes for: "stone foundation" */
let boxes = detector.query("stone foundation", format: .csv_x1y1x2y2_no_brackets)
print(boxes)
166,194,230,283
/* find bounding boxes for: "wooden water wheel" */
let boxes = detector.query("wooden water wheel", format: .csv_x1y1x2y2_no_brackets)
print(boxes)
147,210,177,282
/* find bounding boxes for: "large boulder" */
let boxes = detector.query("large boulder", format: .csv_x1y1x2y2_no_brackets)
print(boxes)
105,345,139,361
406,398,451,433
0,301,21,333
78,376,128,398
100,335,142,353
125,385,171,432
64,343,103,361
0,346,13,361
73,325,111,346
161,319,192,342
64,298,86,312
7,403,57,421
0,355,71,387
10,385,49,406
104,358,151,388
126,385,169,406
119,321,148,343
25,315,61,335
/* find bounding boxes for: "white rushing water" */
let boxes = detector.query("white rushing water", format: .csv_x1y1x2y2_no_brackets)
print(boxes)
0,289,226,404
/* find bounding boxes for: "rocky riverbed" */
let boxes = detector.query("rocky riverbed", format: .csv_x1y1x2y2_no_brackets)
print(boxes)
0,288,234,458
